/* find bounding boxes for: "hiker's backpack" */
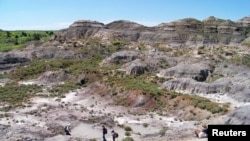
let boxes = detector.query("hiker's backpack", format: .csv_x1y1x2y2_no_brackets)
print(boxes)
103,127,107,134
114,132,119,138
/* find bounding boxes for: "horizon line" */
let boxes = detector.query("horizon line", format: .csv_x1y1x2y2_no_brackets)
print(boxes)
1,15,249,31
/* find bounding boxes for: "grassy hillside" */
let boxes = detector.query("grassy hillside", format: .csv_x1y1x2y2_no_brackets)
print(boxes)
0,30,54,52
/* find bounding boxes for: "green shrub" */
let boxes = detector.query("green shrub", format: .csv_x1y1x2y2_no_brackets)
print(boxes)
122,137,134,141
124,126,132,131
125,131,131,136
182,94,228,113
142,123,148,128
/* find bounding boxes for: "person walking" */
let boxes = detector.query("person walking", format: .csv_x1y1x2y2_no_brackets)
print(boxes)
102,125,107,141
111,130,119,141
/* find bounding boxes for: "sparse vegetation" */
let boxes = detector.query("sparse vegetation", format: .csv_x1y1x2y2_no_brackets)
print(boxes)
0,84,41,110
159,127,168,136
122,137,134,141
105,74,165,97
182,94,229,114
125,131,131,136
242,54,250,67
48,82,81,96
142,123,148,128
0,30,54,52
124,125,133,131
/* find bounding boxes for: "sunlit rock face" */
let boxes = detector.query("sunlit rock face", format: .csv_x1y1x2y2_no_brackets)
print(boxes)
54,16,250,47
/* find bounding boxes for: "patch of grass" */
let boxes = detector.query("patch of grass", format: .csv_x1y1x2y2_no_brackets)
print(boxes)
0,83,41,109
105,74,165,96
66,56,103,75
181,94,229,114
9,56,103,81
77,38,123,57
0,73,8,79
9,59,74,80
242,54,250,67
48,82,81,97
113,97,130,106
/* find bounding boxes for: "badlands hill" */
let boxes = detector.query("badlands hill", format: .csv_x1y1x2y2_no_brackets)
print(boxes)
55,16,250,46
0,16,250,141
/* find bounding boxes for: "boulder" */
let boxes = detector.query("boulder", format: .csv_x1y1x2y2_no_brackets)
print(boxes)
100,50,138,66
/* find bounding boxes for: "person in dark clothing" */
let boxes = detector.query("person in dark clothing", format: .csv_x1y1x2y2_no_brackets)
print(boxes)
102,125,107,141
111,130,118,141
64,124,71,135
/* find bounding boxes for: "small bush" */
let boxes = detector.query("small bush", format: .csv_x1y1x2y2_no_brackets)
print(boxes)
125,131,131,136
124,126,132,131
122,137,134,141
142,123,148,128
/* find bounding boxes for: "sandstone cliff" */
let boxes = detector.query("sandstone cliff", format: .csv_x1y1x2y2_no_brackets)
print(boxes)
54,16,250,47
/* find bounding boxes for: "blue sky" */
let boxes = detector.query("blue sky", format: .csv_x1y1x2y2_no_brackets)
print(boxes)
0,0,249,30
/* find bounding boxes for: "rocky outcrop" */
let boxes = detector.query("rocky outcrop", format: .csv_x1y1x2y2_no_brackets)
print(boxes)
157,18,203,33
225,105,250,124
70,20,104,28
161,78,228,94
157,62,213,82
107,20,147,31
54,20,105,43
0,124,10,137
100,50,138,66
54,16,250,47
213,63,250,76
36,70,71,86
0,52,31,71
237,16,250,27
214,72,250,102
0,44,77,72
122,59,150,75
31,46,75,59
161,69,250,102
